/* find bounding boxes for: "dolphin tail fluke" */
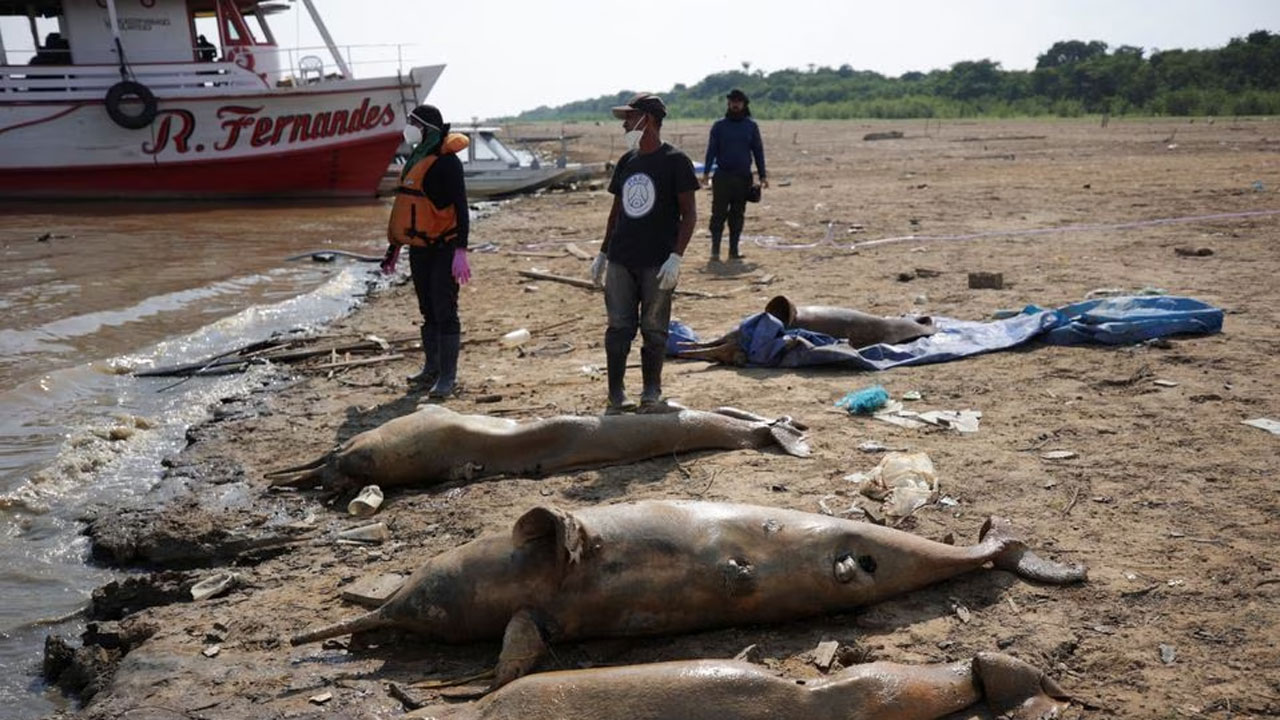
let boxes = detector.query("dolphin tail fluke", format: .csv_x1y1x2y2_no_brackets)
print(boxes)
767,418,811,458
972,652,1072,719
264,456,327,487
981,517,1088,585
290,609,393,645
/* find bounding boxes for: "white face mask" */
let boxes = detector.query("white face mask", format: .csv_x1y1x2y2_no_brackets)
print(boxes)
623,116,647,151
402,124,423,146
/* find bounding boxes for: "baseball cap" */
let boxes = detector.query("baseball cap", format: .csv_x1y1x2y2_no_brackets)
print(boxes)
610,92,667,120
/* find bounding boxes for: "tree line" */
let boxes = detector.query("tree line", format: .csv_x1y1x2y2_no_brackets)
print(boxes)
515,31,1280,120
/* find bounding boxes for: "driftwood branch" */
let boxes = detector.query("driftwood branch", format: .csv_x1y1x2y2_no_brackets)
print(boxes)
306,353,405,372
516,270,723,299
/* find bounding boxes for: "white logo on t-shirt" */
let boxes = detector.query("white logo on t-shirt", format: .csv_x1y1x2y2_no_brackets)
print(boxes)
621,172,656,219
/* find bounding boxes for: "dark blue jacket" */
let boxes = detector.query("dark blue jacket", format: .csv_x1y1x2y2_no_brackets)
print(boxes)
704,116,766,180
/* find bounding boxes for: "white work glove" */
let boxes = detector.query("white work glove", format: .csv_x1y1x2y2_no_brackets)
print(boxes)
656,252,682,290
590,252,608,287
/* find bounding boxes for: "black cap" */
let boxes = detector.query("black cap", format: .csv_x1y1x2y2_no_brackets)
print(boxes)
727,88,749,103
408,104,444,130
610,92,667,120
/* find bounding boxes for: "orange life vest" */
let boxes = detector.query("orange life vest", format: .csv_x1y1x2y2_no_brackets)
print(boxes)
387,132,470,247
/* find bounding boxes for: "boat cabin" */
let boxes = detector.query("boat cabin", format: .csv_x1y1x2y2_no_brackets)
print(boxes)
0,0,352,95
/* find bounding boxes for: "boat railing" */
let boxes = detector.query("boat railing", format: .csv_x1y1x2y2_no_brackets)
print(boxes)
268,43,421,85
0,61,267,99
0,42,423,93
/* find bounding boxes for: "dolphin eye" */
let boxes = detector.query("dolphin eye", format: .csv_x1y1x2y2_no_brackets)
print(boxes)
858,555,877,574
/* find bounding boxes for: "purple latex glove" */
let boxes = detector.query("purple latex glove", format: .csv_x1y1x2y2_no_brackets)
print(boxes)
451,247,471,285
379,244,401,275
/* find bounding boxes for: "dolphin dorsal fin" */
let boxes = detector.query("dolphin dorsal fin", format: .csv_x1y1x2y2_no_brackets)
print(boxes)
512,506,586,566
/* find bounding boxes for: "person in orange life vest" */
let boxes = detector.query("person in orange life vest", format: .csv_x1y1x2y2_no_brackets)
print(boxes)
381,104,471,399
590,93,698,414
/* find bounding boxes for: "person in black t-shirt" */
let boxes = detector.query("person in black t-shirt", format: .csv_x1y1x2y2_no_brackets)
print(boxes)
589,93,698,414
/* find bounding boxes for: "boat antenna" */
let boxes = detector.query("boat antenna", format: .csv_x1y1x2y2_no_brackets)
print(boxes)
299,0,351,78
103,0,133,80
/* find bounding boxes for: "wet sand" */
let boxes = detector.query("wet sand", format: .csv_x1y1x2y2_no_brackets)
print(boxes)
46,117,1280,719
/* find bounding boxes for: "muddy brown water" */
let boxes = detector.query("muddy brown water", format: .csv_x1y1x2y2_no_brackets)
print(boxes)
0,199,393,718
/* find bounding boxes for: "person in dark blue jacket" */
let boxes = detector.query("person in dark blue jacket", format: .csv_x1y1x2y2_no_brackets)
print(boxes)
702,88,767,262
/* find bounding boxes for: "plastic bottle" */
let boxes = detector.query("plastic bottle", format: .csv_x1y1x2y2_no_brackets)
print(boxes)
499,328,531,348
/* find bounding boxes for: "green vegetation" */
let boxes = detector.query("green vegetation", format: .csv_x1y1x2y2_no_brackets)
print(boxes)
515,32,1280,121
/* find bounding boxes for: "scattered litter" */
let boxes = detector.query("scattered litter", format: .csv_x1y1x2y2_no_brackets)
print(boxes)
1041,450,1078,460
901,390,923,401
499,328,532,348
309,691,333,705
1159,644,1177,665
1085,287,1126,299
1252,180,1266,192
342,573,406,608
835,385,889,415
857,441,906,453
347,485,384,517
951,599,972,623
967,271,1004,290
202,645,220,658
844,451,939,518
191,572,239,601
1174,246,1214,257
915,409,982,434
812,640,840,670
1167,579,1185,587
873,401,980,431
580,364,602,377
1242,418,1280,436
817,494,866,519
1152,379,1179,387
913,294,929,305
337,522,390,544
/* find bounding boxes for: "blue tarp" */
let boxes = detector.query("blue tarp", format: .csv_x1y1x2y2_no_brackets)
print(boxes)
669,296,1224,371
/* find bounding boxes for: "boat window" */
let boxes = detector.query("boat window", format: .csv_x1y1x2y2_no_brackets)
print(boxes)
488,136,521,165
243,13,268,44
472,135,500,161
222,16,241,43
193,16,221,60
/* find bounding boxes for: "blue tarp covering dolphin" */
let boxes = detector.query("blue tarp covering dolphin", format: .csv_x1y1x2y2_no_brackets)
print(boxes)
668,296,1223,371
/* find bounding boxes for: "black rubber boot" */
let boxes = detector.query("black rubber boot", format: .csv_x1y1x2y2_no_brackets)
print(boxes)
407,325,439,385
639,343,663,405
428,333,461,398
604,338,633,413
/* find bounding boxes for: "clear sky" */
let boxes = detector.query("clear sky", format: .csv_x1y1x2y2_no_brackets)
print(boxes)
2,0,1276,119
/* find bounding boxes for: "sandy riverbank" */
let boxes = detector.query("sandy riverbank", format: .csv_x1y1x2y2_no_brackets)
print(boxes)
46,117,1280,719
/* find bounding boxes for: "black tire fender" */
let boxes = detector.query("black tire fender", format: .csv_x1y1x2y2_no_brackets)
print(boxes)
105,81,158,130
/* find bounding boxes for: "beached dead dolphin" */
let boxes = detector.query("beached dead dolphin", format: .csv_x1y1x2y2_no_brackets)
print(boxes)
291,501,1085,688
407,653,1070,720
265,406,809,492
676,294,938,365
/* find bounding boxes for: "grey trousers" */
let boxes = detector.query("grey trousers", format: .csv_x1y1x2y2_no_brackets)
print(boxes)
603,261,673,401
